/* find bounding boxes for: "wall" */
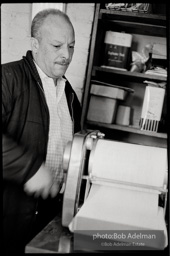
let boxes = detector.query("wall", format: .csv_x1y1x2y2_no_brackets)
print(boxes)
65,3,95,102
1,3,95,103
1,4,32,63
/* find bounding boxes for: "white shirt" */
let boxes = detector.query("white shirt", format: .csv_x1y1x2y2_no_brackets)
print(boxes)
35,62,73,186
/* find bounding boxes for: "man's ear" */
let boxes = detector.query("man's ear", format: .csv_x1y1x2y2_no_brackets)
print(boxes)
31,37,39,54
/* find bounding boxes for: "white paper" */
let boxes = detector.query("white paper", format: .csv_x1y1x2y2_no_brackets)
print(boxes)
90,140,167,188
72,184,167,247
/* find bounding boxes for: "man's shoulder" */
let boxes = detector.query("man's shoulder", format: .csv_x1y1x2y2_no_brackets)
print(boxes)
2,57,31,94
2,58,24,70
2,58,26,78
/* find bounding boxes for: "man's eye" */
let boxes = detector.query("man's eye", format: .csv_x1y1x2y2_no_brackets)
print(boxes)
69,45,74,49
54,45,61,48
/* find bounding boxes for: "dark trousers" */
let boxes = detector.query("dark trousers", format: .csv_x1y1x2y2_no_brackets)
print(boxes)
3,181,62,255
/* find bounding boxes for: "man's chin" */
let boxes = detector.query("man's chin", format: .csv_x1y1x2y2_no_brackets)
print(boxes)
53,72,65,79
55,69,67,77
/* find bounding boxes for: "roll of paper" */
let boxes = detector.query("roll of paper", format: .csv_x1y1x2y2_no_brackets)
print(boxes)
90,139,167,187
116,105,131,126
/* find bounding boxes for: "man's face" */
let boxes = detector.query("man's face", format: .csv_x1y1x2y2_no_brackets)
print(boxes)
34,15,75,79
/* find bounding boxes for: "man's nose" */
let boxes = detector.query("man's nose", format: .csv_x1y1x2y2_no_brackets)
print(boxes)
62,46,70,60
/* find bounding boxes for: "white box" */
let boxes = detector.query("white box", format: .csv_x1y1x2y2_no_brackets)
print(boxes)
140,86,165,132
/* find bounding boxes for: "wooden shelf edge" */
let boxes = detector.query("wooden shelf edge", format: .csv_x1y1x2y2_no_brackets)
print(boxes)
93,66,167,82
86,121,167,139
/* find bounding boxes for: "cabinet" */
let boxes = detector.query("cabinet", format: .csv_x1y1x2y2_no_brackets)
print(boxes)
81,3,168,148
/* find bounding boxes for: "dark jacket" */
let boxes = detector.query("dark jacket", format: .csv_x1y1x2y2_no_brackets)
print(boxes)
2,50,82,186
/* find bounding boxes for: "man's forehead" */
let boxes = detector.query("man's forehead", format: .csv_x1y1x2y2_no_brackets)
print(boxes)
38,14,74,42
42,14,71,29
39,15,73,39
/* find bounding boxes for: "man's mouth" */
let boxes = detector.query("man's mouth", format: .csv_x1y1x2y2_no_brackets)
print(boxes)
55,60,69,66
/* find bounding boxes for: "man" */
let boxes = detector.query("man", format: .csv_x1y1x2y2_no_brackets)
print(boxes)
2,8,81,254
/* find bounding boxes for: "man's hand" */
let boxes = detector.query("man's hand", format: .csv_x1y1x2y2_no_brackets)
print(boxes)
24,164,60,199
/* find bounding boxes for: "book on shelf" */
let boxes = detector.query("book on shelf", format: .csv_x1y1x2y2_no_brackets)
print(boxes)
101,31,133,71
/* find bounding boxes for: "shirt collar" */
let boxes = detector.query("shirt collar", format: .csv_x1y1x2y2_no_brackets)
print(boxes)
34,61,48,80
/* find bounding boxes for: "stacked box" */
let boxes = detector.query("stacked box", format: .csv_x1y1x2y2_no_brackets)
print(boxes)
87,84,127,124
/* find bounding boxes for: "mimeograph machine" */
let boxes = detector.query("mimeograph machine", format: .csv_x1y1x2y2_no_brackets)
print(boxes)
59,130,168,252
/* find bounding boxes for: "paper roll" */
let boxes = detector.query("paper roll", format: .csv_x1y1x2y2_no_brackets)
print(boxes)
116,105,131,126
90,139,167,187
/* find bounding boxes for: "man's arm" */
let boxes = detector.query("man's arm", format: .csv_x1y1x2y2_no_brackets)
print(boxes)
3,134,42,184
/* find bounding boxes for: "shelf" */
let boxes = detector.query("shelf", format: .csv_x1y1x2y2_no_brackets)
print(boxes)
101,19,166,37
99,9,166,26
81,4,168,149
86,121,167,139
93,66,167,82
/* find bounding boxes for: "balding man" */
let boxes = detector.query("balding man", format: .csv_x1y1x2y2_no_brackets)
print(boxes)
2,9,81,254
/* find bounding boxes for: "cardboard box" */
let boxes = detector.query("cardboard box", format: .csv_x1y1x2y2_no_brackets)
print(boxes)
87,95,117,123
